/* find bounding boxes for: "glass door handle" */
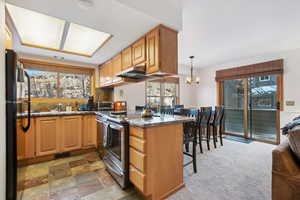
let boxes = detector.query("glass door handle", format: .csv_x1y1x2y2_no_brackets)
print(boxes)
277,102,281,110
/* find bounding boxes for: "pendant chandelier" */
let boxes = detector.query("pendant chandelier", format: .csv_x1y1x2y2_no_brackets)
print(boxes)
185,56,200,84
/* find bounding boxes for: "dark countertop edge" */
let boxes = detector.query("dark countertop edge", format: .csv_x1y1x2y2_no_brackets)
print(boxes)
17,111,96,118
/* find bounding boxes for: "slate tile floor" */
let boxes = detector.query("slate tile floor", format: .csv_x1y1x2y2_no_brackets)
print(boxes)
18,152,142,200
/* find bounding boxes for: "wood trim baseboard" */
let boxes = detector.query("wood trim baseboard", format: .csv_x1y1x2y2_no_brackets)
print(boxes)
18,147,96,167
158,183,185,200
223,132,278,145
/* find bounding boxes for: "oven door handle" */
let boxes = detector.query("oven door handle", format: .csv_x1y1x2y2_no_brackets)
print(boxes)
109,124,123,131
104,158,123,177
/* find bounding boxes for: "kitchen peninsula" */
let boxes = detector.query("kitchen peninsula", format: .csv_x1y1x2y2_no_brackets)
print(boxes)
97,111,192,200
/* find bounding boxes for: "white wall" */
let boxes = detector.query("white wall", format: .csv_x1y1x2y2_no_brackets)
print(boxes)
0,0,6,199
113,74,199,110
179,74,199,107
193,48,300,128
114,81,146,111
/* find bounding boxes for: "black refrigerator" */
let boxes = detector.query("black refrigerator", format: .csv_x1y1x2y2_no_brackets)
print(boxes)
6,49,31,200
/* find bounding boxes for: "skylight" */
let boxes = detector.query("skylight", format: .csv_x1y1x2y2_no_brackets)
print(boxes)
6,4,65,50
63,23,111,56
6,4,112,57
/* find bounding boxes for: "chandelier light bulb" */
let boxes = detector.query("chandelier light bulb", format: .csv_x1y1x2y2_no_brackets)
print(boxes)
186,56,200,85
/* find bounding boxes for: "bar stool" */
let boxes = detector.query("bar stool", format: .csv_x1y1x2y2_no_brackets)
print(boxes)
198,107,212,151
182,108,199,173
211,106,225,146
135,106,145,112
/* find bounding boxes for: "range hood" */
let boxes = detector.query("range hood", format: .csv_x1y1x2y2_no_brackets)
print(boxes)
116,64,148,79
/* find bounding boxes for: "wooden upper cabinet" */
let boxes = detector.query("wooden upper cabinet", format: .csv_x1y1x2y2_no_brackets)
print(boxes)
99,25,178,88
61,116,82,152
122,47,132,70
99,65,105,86
100,61,113,86
112,54,122,82
146,29,160,74
132,37,146,65
82,115,97,148
146,25,178,75
17,119,35,160
106,61,113,84
36,117,60,156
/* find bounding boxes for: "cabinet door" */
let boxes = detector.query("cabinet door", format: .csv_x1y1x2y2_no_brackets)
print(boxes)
146,29,160,74
99,65,105,86
132,37,146,65
105,61,113,84
112,54,122,82
122,47,132,70
103,63,108,85
82,115,97,148
36,117,59,156
17,119,35,160
61,116,82,152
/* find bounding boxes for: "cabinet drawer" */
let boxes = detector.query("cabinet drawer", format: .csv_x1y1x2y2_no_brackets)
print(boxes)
130,147,146,173
130,136,146,153
130,165,146,193
130,126,145,139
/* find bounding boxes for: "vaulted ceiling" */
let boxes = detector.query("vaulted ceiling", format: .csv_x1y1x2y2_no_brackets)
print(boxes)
6,0,182,65
179,0,300,68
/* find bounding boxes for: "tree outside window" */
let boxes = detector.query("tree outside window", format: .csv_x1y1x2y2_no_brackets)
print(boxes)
24,69,91,99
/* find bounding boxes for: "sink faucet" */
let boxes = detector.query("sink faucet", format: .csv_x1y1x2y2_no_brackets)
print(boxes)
57,103,63,112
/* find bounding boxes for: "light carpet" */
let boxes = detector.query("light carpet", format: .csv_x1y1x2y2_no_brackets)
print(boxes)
167,139,276,200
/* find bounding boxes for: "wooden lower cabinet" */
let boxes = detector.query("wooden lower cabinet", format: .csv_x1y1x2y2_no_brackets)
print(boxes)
82,115,97,148
17,119,35,160
129,124,184,200
61,116,82,152
18,114,97,160
130,165,147,194
36,117,60,156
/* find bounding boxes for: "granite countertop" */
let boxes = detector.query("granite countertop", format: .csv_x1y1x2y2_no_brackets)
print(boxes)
128,115,193,127
17,111,96,118
96,111,193,128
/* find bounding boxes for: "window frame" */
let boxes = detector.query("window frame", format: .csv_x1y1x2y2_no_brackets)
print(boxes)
19,59,95,103
145,77,180,108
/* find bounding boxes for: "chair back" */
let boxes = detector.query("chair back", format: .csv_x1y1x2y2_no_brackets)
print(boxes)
161,108,174,115
213,106,225,126
181,108,198,118
175,105,184,109
199,107,212,128
181,109,199,140
135,106,145,112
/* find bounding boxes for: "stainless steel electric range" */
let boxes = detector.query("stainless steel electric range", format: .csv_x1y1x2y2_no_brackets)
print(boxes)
96,111,130,189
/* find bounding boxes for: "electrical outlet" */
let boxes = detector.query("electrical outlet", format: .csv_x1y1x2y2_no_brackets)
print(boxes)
286,101,295,106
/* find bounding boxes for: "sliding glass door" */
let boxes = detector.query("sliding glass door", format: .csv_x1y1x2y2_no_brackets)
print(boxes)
248,75,278,142
223,75,280,144
223,79,245,136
